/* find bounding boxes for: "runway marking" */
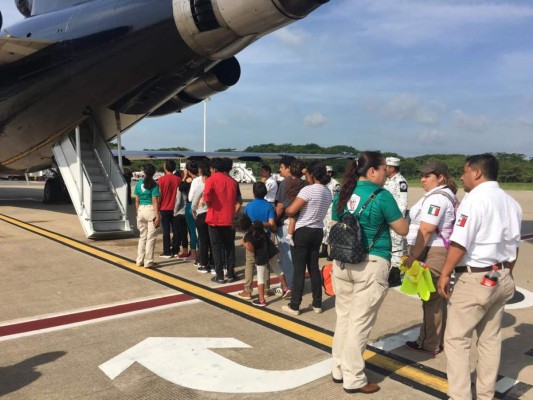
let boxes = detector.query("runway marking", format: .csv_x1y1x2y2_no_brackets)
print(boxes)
2,213,530,399
522,233,533,241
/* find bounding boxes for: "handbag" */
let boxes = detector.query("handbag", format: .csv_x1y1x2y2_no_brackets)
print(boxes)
321,263,335,296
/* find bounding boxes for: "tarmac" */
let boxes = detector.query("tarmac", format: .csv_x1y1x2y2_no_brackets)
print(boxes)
0,181,532,399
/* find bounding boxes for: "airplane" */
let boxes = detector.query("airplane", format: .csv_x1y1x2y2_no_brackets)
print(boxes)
0,0,329,239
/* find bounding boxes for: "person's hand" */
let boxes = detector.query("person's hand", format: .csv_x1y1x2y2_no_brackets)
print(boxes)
437,274,450,300
153,215,160,229
403,255,416,268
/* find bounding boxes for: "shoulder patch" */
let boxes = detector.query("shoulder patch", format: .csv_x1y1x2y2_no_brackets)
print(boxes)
456,214,468,227
399,181,408,192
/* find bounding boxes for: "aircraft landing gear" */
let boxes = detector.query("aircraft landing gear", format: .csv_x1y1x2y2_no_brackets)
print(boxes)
43,172,70,203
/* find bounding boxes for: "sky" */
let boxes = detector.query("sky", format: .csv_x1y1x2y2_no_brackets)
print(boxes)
3,0,533,157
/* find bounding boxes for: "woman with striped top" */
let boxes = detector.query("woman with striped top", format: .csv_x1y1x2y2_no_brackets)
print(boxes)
282,162,332,316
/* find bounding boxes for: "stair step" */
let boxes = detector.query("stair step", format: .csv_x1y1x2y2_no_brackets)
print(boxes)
92,183,109,192
84,159,99,167
92,210,122,221
92,191,114,201
92,200,118,211
92,220,131,233
86,166,101,175
88,175,106,183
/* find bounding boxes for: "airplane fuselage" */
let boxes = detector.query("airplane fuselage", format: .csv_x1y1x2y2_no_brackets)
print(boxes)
0,0,327,173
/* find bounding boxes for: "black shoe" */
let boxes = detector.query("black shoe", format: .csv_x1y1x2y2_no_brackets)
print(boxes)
226,276,239,283
211,276,227,284
332,375,343,384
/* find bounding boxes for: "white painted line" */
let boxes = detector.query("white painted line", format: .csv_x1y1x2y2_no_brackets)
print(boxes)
496,376,519,394
505,287,533,310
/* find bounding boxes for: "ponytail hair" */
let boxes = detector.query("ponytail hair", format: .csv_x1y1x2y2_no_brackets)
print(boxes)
336,151,385,213
143,164,156,190
251,220,266,241
445,177,457,194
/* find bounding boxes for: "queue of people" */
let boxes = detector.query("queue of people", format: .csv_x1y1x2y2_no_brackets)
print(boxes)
131,152,522,400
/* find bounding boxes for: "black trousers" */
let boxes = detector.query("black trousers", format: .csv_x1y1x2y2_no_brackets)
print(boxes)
290,227,323,310
176,214,189,249
209,225,236,279
196,213,213,267
160,210,179,256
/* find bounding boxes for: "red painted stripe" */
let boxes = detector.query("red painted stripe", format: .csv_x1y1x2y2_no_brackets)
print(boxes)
0,271,312,337
522,233,533,241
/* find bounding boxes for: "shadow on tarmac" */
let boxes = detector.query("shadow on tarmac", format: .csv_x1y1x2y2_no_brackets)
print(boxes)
0,351,66,396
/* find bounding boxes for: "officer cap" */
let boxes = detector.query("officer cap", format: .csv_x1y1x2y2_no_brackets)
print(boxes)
418,160,449,177
326,165,333,172
386,157,400,167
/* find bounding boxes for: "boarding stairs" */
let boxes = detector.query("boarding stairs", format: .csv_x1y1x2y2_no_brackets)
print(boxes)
229,162,256,183
52,120,133,239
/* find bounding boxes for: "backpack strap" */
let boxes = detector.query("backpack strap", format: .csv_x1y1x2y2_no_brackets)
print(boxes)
347,188,385,252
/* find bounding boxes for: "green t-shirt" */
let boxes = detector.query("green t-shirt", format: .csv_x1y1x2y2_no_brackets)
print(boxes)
332,180,403,261
134,179,160,205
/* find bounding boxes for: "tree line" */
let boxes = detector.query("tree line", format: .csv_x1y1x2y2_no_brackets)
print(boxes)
119,143,533,183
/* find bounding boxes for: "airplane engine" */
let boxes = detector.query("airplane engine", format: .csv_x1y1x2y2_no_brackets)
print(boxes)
15,0,33,18
149,57,240,117
173,0,328,60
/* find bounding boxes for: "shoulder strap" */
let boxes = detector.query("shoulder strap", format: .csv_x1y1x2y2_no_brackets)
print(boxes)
353,188,383,216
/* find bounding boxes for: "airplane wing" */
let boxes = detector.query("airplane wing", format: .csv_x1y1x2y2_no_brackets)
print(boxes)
0,37,56,65
112,150,356,161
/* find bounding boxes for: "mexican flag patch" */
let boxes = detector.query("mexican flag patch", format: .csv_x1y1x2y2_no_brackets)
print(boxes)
428,204,440,216
456,214,468,227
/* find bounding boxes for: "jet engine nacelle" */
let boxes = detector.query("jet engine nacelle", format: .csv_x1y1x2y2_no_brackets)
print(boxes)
149,56,240,117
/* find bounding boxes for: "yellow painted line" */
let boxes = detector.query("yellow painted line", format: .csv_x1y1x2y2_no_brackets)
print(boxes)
0,213,449,395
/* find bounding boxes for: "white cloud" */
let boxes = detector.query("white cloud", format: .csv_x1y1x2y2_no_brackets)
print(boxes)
518,117,533,127
272,28,308,47
452,110,488,132
344,0,533,47
304,112,326,127
365,93,445,126
417,128,445,143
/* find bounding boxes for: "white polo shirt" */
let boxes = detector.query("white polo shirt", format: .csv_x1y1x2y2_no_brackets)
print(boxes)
407,185,458,247
450,181,522,268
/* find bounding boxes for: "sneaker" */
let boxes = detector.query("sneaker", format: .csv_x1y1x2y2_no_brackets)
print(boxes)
226,276,238,283
159,253,172,259
344,383,380,394
211,276,227,284
210,269,217,275
193,261,201,267
237,291,252,300
264,289,274,298
281,288,291,299
252,299,267,307
281,304,300,316
312,306,323,314
197,266,210,274
405,341,443,356
145,263,160,269
176,252,191,259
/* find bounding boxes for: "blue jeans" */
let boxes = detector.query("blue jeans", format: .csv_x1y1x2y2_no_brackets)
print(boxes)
277,223,293,289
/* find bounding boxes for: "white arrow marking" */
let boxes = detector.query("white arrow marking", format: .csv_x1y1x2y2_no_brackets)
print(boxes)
99,337,331,393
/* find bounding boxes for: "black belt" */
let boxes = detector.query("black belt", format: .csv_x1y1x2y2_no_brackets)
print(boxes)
455,262,509,273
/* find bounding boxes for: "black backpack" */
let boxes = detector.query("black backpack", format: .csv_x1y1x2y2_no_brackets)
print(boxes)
328,189,385,268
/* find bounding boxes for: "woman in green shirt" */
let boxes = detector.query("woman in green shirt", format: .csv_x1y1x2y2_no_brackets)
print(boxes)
134,164,161,268
330,151,408,394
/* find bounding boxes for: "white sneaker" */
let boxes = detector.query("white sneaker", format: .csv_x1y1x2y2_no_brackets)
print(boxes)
312,306,323,314
281,304,300,316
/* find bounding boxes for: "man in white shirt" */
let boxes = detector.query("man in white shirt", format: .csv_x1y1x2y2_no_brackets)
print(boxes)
437,153,522,400
261,165,278,204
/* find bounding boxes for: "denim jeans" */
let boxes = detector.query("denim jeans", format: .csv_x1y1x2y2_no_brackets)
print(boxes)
276,223,293,289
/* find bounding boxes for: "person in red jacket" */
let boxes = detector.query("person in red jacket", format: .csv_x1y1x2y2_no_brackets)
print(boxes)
157,160,181,258
204,157,239,283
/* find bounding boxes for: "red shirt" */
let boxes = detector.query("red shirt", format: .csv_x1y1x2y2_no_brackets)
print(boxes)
157,173,181,211
204,172,238,226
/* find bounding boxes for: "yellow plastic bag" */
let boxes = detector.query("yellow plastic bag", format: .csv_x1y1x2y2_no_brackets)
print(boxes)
399,257,436,301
